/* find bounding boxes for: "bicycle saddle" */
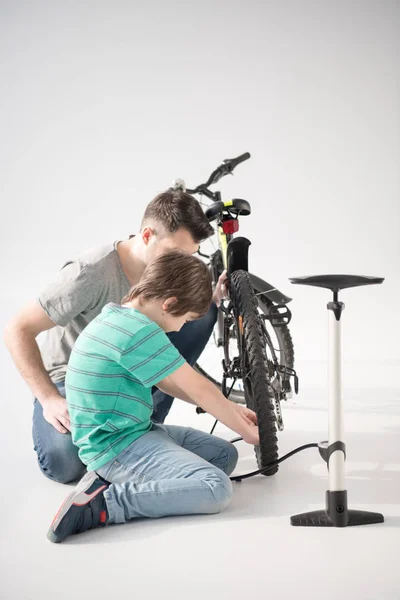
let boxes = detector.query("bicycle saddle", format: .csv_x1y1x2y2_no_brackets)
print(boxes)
289,274,384,292
205,198,251,222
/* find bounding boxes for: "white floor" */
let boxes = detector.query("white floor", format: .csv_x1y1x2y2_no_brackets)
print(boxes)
1,365,399,600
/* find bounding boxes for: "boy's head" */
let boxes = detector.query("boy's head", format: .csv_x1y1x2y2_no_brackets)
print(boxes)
121,250,213,332
136,190,214,263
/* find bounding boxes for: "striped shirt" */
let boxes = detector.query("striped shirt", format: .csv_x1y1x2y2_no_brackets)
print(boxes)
65,303,185,471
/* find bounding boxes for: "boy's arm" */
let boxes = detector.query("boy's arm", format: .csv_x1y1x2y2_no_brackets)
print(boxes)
158,363,259,445
156,379,196,405
118,325,258,444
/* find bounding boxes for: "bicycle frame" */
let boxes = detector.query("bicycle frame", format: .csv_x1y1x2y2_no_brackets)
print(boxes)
217,225,229,269
181,153,298,421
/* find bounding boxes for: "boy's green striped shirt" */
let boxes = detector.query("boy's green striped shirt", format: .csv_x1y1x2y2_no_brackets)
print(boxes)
65,303,185,471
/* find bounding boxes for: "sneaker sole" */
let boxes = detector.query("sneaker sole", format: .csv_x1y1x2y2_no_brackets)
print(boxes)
47,471,107,543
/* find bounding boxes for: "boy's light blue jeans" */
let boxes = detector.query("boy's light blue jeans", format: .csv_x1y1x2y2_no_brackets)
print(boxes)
95,423,238,523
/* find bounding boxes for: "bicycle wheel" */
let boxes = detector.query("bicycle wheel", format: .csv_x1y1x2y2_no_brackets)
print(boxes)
195,286,294,406
229,269,278,475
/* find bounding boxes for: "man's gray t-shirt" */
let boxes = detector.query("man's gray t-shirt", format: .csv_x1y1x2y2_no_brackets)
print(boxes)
38,240,131,383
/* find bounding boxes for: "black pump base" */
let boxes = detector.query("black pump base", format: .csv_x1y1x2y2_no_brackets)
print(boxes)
291,490,384,527
291,509,384,527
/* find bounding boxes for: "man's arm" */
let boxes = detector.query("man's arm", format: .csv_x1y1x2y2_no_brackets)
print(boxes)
5,259,98,433
4,301,71,433
4,300,58,400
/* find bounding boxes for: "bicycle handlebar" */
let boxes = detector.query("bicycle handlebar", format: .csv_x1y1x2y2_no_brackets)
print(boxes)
230,152,251,169
186,152,251,194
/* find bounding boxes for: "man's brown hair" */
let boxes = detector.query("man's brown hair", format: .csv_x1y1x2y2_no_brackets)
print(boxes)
121,250,213,317
140,190,214,243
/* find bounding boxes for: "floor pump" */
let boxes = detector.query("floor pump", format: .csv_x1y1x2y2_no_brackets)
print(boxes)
289,275,385,527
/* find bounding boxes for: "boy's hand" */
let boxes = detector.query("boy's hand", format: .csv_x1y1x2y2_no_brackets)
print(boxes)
233,405,259,445
212,270,228,307
42,394,71,434
233,404,258,425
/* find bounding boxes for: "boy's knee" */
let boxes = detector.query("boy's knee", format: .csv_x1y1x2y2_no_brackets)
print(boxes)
202,302,218,331
206,471,233,513
225,443,239,475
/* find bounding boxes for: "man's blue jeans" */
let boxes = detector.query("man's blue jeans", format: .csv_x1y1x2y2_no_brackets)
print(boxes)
32,303,218,484
96,423,238,523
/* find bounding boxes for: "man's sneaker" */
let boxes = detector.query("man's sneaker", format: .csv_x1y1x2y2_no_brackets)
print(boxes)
47,470,110,543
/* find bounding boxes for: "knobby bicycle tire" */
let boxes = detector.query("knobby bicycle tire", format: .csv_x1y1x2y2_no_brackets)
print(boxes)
230,269,279,475
195,293,294,405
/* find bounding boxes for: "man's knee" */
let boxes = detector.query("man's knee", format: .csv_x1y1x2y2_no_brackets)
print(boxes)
151,389,173,424
35,442,85,484
198,302,218,338
172,303,217,365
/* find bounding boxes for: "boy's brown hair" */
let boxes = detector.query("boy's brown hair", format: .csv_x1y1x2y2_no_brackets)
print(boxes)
121,250,213,317
140,190,214,243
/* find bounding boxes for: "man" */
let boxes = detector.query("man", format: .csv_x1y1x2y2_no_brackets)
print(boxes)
4,189,226,484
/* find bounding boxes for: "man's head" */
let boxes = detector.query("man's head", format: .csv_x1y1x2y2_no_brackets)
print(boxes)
137,189,214,263
121,250,213,332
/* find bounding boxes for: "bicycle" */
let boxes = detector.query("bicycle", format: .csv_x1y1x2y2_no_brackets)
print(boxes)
173,153,299,475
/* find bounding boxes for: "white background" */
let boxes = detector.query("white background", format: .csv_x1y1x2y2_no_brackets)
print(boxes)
0,2,399,599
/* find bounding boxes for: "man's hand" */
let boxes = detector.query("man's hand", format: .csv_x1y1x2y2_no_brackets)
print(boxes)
233,404,259,445
42,394,71,434
212,270,228,307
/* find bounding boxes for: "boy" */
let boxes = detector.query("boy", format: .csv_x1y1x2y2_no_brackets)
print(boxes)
47,250,259,542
